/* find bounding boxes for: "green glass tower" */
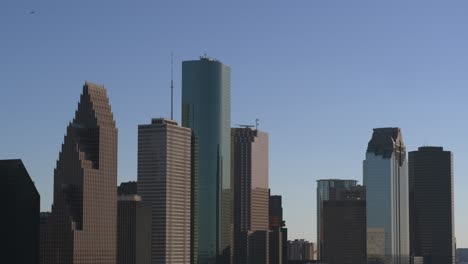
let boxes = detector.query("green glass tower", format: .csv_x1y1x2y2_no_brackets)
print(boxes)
182,56,231,264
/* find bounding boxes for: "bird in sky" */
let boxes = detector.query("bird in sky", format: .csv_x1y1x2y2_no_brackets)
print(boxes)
30,11,36,15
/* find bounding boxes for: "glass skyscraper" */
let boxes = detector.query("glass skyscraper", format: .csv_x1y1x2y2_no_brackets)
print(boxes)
316,179,358,261
364,128,409,264
182,56,231,264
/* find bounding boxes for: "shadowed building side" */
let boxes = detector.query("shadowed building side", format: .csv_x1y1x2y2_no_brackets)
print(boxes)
409,147,455,264
1,159,40,264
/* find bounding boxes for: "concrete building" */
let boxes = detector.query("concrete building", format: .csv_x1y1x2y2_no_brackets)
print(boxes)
138,118,191,264
364,128,410,264
1,159,40,264
409,147,455,264
182,56,232,264
42,82,118,264
232,128,269,264
316,179,358,260
321,186,366,264
117,182,151,264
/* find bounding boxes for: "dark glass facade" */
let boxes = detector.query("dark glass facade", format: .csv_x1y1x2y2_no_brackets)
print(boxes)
409,147,455,264
321,187,367,264
42,82,118,264
117,192,151,264
1,159,40,264
182,57,231,264
316,179,357,261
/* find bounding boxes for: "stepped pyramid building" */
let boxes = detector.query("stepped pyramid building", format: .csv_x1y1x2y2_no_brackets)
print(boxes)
42,82,118,264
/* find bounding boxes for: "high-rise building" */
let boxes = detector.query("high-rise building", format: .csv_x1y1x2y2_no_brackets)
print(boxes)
232,127,269,264
316,179,358,260
269,193,288,264
117,183,151,264
364,127,410,264
409,147,455,264
138,118,191,264
287,239,315,262
42,82,118,264
457,249,468,263
182,56,231,264
1,159,40,264
321,186,367,264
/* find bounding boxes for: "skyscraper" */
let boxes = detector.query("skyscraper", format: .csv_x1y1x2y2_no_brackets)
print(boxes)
316,179,358,260
364,127,410,264
287,239,315,262
1,159,40,264
42,82,118,264
269,193,288,264
321,186,367,264
232,127,269,264
182,56,231,264
138,118,192,264
117,182,151,264
409,147,455,264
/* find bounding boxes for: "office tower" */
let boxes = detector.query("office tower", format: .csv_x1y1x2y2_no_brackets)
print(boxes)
1,159,40,264
138,118,191,264
182,56,231,264
117,182,151,264
316,179,358,260
232,127,269,264
118,181,137,195
321,186,367,264
269,193,288,264
41,82,118,264
39,212,51,264
409,147,455,264
364,127,410,264
457,249,468,263
287,239,315,262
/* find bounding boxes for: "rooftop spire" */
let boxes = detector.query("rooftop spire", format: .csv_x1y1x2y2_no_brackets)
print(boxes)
171,52,174,120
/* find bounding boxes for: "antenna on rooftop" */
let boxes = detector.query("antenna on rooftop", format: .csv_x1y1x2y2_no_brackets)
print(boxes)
255,118,260,130
170,52,174,120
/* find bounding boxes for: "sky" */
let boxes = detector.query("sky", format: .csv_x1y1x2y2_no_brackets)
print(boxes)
1,0,468,247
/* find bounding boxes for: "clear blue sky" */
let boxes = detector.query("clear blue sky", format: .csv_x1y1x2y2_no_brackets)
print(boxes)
2,0,468,247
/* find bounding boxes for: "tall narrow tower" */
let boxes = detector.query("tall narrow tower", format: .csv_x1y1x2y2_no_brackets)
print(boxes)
43,82,118,264
138,118,192,264
409,147,455,264
232,127,270,264
364,128,409,264
182,56,231,264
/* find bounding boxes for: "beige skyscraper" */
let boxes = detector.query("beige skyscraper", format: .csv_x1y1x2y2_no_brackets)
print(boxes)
232,127,269,264
42,82,118,264
138,118,191,264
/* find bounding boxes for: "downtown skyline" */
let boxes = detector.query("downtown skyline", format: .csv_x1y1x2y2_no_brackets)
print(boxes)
2,1,468,248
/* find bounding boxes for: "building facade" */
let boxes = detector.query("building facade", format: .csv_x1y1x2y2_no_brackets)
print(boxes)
409,147,455,264
232,128,269,264
138,118,192,264
42,82,118,264
321,186,367,264
316,179,358,260
364,127,410,264
287,239,315,262
182,56,232,264
1,159,40,264
117,182,151,264
269,193,288,264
